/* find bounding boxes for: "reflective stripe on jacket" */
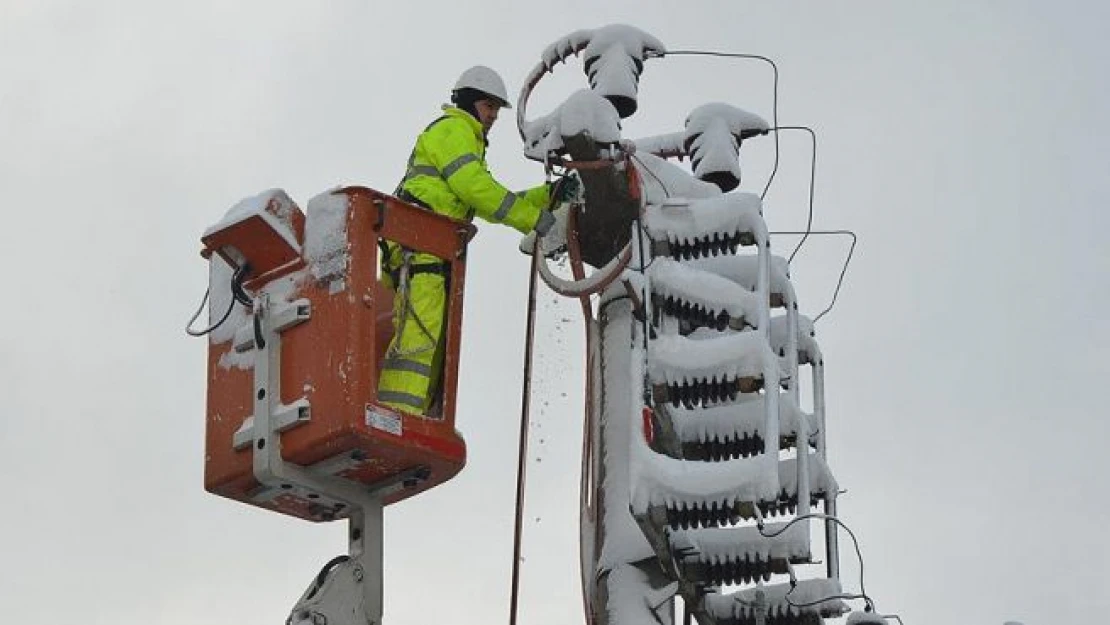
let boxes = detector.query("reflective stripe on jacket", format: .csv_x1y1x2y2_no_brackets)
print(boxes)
399,106,551,235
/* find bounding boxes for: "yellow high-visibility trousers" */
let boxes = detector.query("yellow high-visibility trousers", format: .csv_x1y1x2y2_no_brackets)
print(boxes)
377,258,447,415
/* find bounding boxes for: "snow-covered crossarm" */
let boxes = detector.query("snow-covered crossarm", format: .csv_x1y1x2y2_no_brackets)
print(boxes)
661,394,818,454
648,258,764,330
670,522,811,585
644,193,768,258
701,578,850,625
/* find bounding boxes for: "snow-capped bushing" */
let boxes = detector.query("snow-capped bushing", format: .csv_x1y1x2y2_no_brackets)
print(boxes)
683,103,769,192
581,25,665,118
517,25,664,139
520,89,622,161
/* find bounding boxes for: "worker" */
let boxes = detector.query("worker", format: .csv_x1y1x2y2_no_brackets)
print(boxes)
378,65,579,415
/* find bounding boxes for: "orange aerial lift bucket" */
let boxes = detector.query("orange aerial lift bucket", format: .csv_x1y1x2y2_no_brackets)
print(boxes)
200,187,475,522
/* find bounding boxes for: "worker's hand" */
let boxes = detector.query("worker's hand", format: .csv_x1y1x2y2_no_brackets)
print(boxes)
519,204,569,258
550,172,582,204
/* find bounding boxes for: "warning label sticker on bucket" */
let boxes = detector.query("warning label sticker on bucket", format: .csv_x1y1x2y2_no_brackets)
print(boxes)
365,405,403,437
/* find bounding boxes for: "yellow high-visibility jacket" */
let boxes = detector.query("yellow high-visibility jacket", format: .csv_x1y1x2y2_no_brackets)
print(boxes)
398,106,551,236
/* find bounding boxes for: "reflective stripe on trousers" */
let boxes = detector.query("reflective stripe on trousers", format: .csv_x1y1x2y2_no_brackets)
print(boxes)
377,271,447,414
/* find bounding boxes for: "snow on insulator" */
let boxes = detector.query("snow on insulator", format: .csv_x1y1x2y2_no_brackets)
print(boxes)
632,151,723,204
304,189,350,282
771,314,822,364
777,455,837,502
684,254,794,303
670,521,809,565
581,24,666,117
684,104,769,192
630,434,780,516
703,578,850,621
644,193,767,253
666,393,816,445
522,89,622,161
648,331,781,387
204,188,301,254
647,257,763,326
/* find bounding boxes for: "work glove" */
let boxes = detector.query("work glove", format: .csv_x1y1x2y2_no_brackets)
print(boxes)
519,203,570,257
519,173,580,257
550,172,582,204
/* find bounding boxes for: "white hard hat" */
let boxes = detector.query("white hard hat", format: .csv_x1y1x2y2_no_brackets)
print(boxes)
453,65,512,109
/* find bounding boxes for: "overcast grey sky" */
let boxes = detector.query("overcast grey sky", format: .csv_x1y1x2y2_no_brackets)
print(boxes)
2,2,1108,624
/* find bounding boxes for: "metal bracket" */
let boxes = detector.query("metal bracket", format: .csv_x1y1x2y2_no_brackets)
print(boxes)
232,399,310,450
245,292,385,625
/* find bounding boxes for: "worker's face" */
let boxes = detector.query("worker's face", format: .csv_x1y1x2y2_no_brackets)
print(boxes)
475,99,502,134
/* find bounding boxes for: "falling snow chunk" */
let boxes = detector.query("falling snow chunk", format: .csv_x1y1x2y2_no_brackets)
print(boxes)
662,393,818,444
304,189,351,282
670,520,810,564
703,578,849,620
643,193,768,245
648,258,763,322
648,332,782,385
